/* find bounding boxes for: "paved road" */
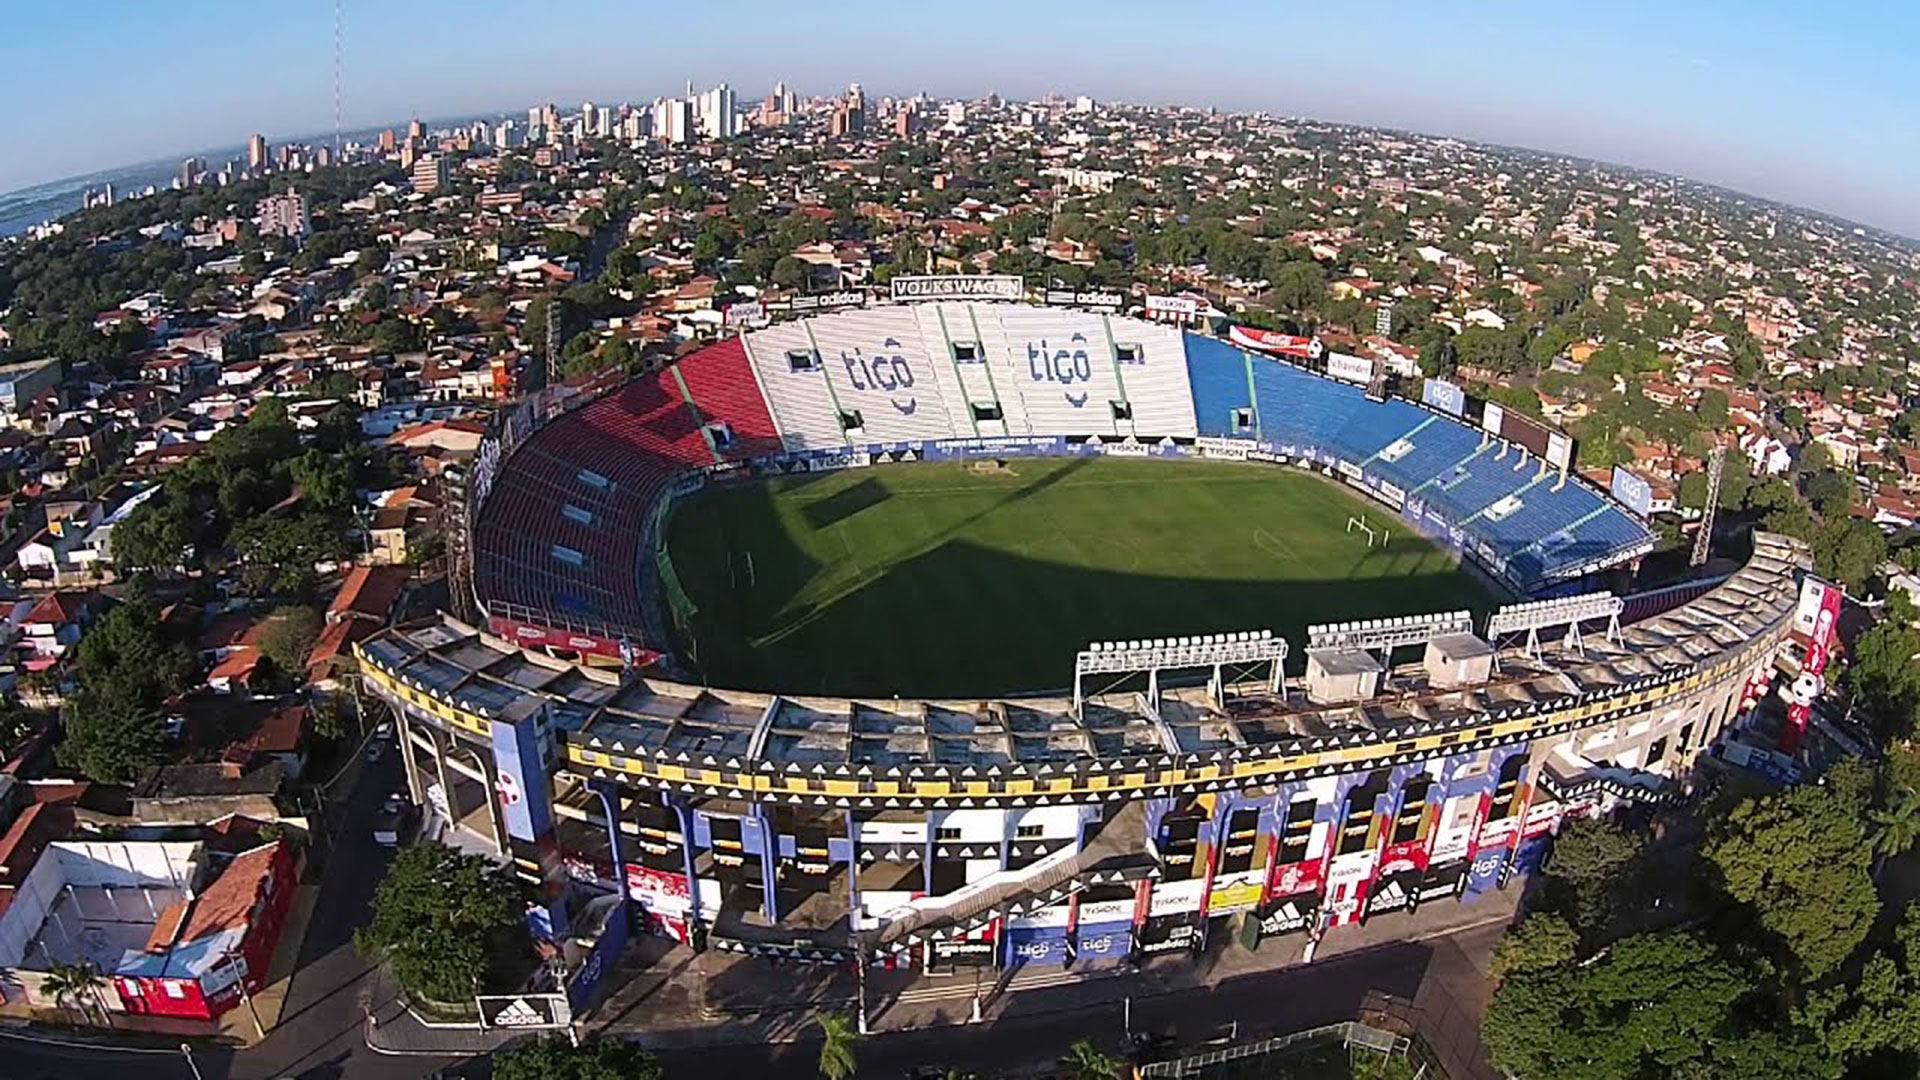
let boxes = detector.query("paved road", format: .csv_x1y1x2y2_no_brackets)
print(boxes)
3,919,1501,1080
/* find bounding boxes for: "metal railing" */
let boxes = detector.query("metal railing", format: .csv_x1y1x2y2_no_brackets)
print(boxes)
1138,1020,1409,1078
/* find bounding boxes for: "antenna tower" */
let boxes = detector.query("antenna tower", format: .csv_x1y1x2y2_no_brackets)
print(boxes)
1690,444,1727,568
333,0,344,158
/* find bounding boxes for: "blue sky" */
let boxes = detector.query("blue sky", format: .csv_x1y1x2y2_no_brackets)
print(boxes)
3,0,1916,235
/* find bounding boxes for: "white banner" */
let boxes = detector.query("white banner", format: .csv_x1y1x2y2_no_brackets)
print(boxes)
1326,352,1372,384
891,275,1024,302
1145,294,1202,316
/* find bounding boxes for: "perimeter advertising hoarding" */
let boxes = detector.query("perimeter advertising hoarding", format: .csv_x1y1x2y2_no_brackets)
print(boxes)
1227,325,1318,358
1482,401,1505,436
1325,352,1373,384
1610,466,1656,517
891,275,1025,302
1421,378,1466,417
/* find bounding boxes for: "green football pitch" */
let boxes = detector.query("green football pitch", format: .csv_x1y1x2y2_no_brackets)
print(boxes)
662,457,1500,698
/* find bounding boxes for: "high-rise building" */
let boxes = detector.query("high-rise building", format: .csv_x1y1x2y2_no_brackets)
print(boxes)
945,101,967,128
400,136,420,170
407,118,425,141
892,109,918,138
247,133,268,172
581,100,596,132
314,146,332,169
411,154,449,195
595,105,613,139
378,128,397,153
843,83,866,134
619,110,649,142
178,157,202,189
830,104,852,139
494,119,519,148
698,83,736,139
256,190,310,241
1074,95,1095,113
653,97,691,145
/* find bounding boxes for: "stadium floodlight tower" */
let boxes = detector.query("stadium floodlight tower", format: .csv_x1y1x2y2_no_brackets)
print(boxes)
1073,631,1288,714
1485,591,1624,666
1306,611,1475,662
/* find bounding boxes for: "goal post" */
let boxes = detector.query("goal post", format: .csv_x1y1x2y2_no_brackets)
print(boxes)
1345,515,1381,548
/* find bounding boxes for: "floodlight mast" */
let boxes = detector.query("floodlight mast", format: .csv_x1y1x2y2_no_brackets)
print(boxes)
1485,592,1624,666
1073,632,1289,714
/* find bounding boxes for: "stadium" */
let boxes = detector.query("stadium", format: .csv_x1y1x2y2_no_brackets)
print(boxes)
358,288,1815,978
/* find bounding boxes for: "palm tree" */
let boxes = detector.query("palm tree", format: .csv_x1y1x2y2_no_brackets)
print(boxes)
1870,786,1920,879
1061,1038,1122,1080
43,961,108,1026
817,1011,860,1080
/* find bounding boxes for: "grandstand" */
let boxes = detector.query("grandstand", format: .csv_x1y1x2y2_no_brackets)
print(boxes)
468,304,1650,664
346,301,1826,988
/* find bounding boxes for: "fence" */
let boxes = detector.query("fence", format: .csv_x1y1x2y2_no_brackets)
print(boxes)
1138,1020,1409,1078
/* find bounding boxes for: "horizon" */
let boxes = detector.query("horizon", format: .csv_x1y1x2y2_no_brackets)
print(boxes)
4,94,1915,250
2,1,1916,239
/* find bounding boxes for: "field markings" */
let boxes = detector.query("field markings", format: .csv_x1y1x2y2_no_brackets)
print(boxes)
1252,527,1302,563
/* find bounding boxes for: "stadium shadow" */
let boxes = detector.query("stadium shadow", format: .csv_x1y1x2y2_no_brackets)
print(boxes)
799,474,892,531
686,535,1495,699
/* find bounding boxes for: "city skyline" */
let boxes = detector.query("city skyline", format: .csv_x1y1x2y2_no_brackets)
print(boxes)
1,0,1916,238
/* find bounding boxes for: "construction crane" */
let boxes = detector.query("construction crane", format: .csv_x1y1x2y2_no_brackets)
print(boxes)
1691,444,1727,568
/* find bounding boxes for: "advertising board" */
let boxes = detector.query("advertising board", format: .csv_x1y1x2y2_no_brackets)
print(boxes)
1325,352,1373,384
890,275,1024,302
1145,294,1203,317
1227,326,1317,358
1609,466,1655,517
1044,288,1125,310
1420,378,1466,417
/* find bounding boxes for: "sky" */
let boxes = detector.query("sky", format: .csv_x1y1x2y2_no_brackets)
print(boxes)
2,0,1916,235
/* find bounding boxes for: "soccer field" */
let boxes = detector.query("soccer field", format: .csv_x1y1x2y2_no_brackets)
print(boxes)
663,457,1500,698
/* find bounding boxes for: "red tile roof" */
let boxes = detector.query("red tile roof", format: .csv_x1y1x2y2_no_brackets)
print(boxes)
180,842,283,941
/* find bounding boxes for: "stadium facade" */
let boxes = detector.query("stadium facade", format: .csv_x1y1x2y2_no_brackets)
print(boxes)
360,301,1815,978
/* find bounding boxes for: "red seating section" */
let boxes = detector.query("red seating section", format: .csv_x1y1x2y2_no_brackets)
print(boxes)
674,337,782,459
471,338,785,639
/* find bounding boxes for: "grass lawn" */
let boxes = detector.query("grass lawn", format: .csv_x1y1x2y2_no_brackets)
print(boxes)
664,457,1498,698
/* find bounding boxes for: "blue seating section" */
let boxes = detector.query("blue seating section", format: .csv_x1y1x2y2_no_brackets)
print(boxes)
1183,335,1254,437
1231,348,1649,591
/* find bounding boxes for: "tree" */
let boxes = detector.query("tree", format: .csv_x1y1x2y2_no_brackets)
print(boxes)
493,1034,664,1080
1539,817,1645,936
1484,932,1765,1080
289,449,357,512
1803,469,1855,517
1489,912,1579,982
772,255,810,291
42,961,109,1026
816,1011,860,1080
1703,761,1880,978
356,842,526,1002
257,605,322,679
1698,387,1731,428
1059,1039,1122,1080
1799,907,1920,1066
1870,784,1920,878
59,692,165,785
229,513,346,597
1266,261,1325,312
1845,592,1920,739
